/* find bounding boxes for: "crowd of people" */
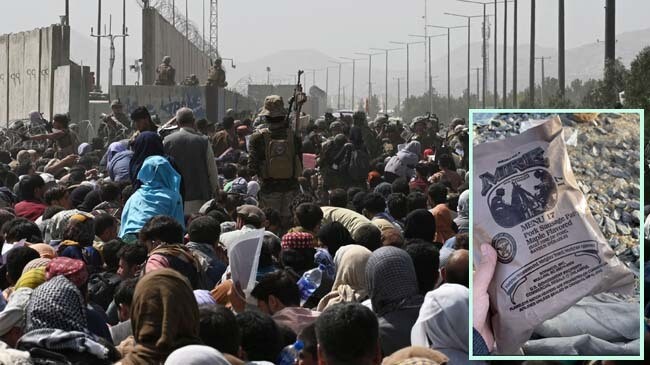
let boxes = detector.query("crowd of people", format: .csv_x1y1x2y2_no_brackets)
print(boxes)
0,94,474,364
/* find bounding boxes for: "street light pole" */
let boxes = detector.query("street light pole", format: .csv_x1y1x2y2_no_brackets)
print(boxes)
513,0,518,107
530,0,536,106
356,52,382,110
390,41,425,101
474,67,482,107
341,58,363,110
410,34,445,114
502,0,508,107
427,25,466,120
494,0,497,107
393,77,401,114
444,13,487,115
536,56,551,105
122,0,126,85
370,47,402,113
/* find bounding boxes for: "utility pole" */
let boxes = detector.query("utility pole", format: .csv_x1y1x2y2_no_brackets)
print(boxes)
513,0,518,107
474,67,482,107
410,34,445,114
529,0,536,107
458,0,497,108
536,56,551,105
390,40,425,100
427,25,466,120
65,0,69,25
393,77,402,114
172,0,176,27
558,0,565,100
370,47,402,114
329,61,346,110
493,0,497,107
341,57,363,111
355,52,382,109
605,0,615,67
502,0,508,107
122,0,127,85
444,13,487,114
91,15,128,99
202,0,205,52
266,66,271,85
95,0,102,91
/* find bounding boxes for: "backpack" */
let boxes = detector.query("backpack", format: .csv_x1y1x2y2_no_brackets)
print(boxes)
261,128,299,180
87,272,122,310
343,148,370,180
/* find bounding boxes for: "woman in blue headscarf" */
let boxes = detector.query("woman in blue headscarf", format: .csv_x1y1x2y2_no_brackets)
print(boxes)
120,155,185,241
128,131,166,188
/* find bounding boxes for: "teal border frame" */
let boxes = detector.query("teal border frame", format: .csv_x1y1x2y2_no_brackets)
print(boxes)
468,108,645,360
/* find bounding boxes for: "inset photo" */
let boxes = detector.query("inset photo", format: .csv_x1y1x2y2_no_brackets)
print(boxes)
470,110,643,358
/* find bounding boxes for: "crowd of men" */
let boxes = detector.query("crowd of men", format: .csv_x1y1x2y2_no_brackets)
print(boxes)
0,94,475,364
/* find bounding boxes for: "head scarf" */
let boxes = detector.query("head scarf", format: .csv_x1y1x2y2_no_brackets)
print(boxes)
78,190,102,212
456,190,469,219
404,209,436,242
374,182,393,200
317,221,354,257
129,131,166,187
138,155,181,191
193,290,217,311
366,246,421,316
0,288,33,336
45,257,89,289
164,345,231,365
107,141,128,164
16,150,31,165
27,244,56,259
77,143,92,156
25,275,88,333
281,232,316,250
368,171,381,185
48,209,82,241
15,267,46,290
317,245,371,311
122,268,201,365
69,185,93,209
382,346,449,365
247,180,260,198
22,257,52,274
411,283,470,365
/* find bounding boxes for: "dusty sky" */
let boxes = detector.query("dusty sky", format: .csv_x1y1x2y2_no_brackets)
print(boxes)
1,0,647,63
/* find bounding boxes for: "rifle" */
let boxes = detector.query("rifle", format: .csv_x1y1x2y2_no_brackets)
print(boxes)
286,70,307,131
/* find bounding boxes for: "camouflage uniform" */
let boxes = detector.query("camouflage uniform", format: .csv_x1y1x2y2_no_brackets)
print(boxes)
248,96,302,229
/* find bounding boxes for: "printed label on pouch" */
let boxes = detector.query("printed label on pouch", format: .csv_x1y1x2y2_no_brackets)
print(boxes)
472,116,635,355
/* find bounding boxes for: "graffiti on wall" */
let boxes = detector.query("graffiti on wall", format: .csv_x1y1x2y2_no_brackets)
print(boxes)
114,86,207,123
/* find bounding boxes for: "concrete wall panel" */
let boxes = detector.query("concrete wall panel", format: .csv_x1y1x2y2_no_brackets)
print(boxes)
52,65,70,117
39,26,53,120
22,29,41,115
142,8,214,85
8,32,25,120
0,35,8,125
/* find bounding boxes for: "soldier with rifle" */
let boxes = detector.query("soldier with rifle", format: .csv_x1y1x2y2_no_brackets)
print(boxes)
248,71,306,230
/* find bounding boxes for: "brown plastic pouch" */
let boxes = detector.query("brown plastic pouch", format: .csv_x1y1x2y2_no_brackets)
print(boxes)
472,116,635,354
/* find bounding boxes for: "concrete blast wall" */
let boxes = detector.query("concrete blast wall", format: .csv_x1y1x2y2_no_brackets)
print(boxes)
0,24,70,126
142,8,213,86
